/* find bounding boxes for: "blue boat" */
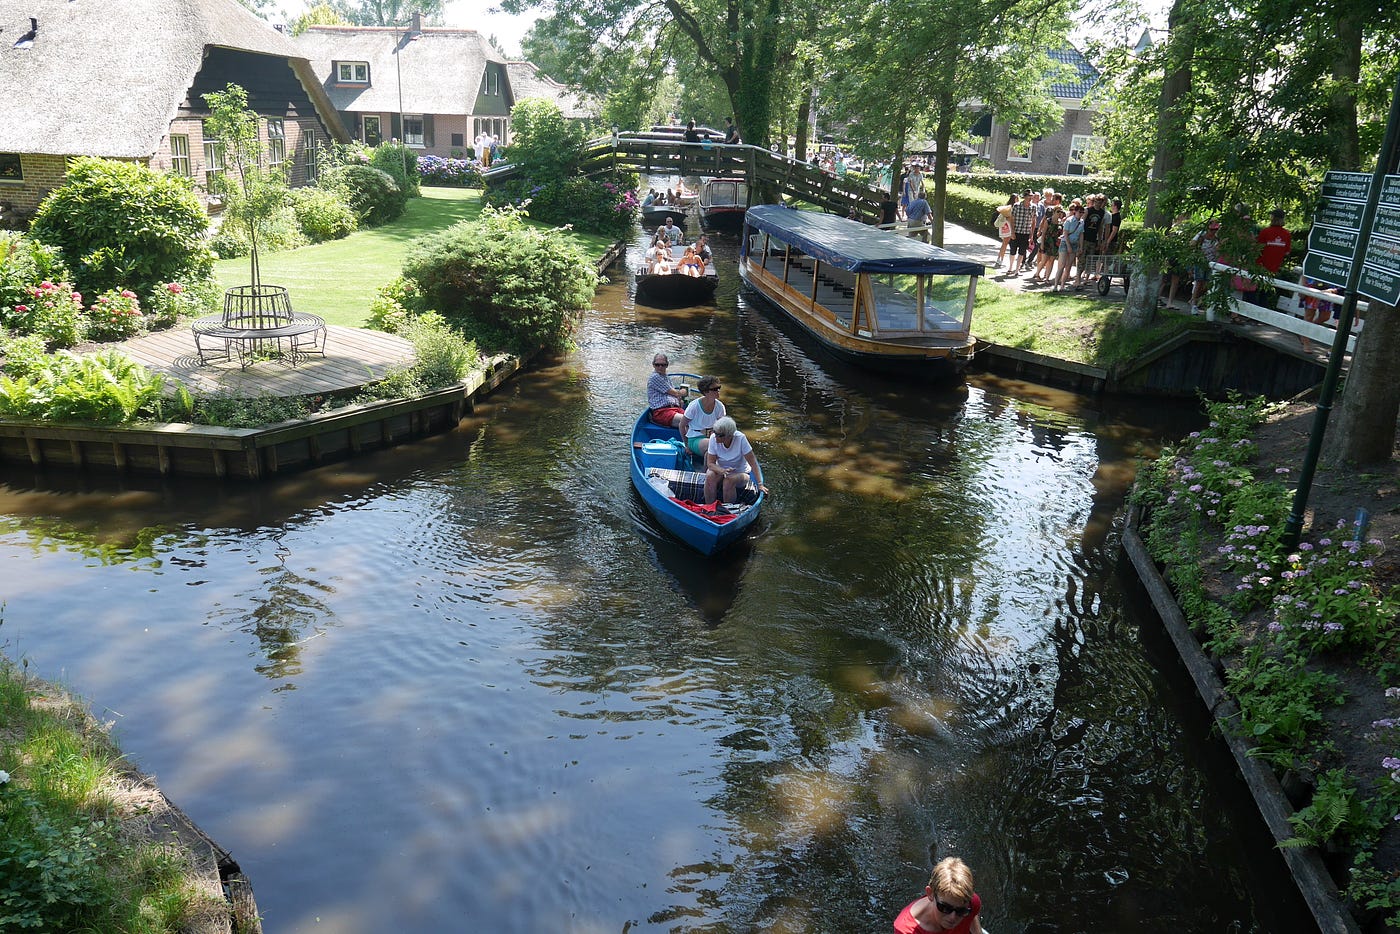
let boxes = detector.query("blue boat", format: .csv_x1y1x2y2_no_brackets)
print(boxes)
629,394,764,556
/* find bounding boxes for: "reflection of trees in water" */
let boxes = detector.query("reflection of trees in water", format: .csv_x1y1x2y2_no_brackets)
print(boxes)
0,516,189,569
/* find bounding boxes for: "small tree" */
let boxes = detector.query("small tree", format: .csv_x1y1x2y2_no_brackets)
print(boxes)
506,98,585,180
202,84,287,287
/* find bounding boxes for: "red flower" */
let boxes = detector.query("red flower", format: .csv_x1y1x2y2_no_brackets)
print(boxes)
14,304,27,313
166,282,184,294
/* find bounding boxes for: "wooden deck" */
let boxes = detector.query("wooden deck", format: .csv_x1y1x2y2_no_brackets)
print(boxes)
114,325,415,397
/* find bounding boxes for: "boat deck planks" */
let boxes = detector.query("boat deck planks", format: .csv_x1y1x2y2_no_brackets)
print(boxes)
112,325,415,397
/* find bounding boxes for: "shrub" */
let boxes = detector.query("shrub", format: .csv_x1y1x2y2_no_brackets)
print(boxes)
1,334,49,377
0,232,69,312
505,98,585,180
82,289,145,343
418,155,483,188
320,164,407,226
29,157,212,299
186,392,311,428
401,205,597,353
484,174,639,238
370,141,420,196
943,181,1009,239
0,349,165,423
290,187,357,242
209,225,250,259
401,312,478,388
366,276,426,333
8,280,84,349
143,279,218,330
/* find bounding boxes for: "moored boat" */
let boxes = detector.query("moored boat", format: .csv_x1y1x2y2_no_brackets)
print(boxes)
635,244,718,307
738,204,983,378
699,177,749,229
641,203,688,227
630,392,763,555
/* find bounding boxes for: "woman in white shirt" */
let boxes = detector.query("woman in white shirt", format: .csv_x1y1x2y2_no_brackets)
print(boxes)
679,375,725,458
704,416,767,504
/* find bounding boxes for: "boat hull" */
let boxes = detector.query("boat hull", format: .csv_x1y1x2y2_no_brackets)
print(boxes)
635,272,718,307
642,205,687,226
630,411,762,556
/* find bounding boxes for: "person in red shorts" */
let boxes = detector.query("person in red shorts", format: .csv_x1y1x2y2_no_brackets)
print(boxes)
893,857,984,934
646,354,688,429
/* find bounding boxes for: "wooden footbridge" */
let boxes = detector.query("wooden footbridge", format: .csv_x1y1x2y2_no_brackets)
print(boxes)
482,137,891,221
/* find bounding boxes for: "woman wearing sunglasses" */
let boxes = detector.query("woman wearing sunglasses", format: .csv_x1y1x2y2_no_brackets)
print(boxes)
893,857,983,933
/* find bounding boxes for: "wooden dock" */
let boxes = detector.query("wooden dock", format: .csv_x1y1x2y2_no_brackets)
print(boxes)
113,324,415,397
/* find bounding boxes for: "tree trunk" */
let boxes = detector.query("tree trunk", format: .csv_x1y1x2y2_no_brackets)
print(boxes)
795,86,812,164
1326,6,1363,171
929,93,956,247
1124,0,1196,328
1325,301,1400,464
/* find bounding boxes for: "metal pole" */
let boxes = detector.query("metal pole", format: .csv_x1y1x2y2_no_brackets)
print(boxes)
395,23,407,180
1282,72,1400,548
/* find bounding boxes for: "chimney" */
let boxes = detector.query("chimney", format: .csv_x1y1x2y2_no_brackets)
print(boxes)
410,11,423,34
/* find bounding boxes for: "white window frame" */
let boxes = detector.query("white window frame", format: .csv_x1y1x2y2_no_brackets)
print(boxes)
481,67,500,95
1068,134,1103,175
402,113,425,148
337,61,369,83
1007,138,1033,162
201,121,224,191
266,118,285,168
169,135,191,178
305,129,318,182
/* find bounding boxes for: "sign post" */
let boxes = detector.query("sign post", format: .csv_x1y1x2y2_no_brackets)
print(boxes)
1283,75,1400,548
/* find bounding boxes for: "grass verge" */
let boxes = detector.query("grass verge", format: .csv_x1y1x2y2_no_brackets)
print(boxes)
214,187,616,328
0,649,229,932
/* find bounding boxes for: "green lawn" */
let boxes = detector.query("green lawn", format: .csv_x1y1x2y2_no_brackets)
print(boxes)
214,187,615,327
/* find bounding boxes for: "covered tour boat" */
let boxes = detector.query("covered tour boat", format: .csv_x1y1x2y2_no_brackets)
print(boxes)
738,204,983,377
698,178,749,229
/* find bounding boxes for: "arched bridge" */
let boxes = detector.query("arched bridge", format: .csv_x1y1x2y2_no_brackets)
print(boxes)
481,137,890,220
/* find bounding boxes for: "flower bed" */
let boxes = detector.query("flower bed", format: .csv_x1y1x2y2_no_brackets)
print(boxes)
1133,397,1400,929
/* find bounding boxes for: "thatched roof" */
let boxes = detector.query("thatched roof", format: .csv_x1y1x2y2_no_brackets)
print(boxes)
296,26,506,116
504,61,596,120
0,0,345,158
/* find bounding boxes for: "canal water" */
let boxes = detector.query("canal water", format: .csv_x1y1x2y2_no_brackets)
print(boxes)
0,229,1311,933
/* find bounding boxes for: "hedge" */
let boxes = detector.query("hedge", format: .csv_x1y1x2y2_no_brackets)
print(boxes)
955,171,1125,199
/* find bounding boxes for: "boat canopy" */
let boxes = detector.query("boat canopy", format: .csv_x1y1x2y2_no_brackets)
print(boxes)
744,204,985,277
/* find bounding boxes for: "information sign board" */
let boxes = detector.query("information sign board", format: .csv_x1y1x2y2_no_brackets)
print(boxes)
1380,174,1400,208
1314,199,1366,231
1320,171,1372,202
1308,225,1359,259
1359,264,1400,306
1302,251,1352,290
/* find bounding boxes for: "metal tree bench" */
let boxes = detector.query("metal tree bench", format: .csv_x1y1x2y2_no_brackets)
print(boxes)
192,285,327,369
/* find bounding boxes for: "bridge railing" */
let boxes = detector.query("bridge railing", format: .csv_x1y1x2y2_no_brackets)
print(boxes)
1208,261,1361,353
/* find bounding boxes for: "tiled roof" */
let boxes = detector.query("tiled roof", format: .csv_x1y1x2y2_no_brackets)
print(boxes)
1046,47,1099,99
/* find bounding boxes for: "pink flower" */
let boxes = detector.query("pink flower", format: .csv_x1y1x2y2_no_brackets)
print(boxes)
14,304,27,313
166,282,184,294
120,290,136,299
71,292,82,301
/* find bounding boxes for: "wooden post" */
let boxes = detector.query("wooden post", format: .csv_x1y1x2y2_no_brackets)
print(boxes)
69,440,84,469
112,442,127,473
25,436,42,467
157,445,171,477
212,448,227,480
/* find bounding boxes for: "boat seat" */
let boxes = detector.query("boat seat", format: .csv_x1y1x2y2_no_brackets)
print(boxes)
647,467,759,505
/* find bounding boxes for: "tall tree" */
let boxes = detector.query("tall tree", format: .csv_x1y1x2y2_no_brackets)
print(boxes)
332,0,445,26
291,1,350,35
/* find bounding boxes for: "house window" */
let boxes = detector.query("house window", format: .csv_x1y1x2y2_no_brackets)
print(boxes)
402,114,425,147
267,118,285,168
202,121,224,190
169,135,191,177
1007,138,1033,162
481,67,499,95
0,153,21,181
1067,134,1103,175
450,132,464,148
363,115,382,147
305,129,318,182
337,61,369,83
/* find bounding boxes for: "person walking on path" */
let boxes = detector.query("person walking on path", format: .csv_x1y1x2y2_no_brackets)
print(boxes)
1053,204,1085,292
994,195,1016,268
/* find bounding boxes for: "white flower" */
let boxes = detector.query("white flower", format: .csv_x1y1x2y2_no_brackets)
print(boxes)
0,770,9,784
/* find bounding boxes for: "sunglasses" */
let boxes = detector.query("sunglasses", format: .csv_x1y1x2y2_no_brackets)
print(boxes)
934,899,971,918
654,362,668,367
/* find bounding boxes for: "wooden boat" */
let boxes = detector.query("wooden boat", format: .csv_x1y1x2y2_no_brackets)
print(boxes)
635,245,718,307
699,177,748,229
738,204,983,377
630,394,763,556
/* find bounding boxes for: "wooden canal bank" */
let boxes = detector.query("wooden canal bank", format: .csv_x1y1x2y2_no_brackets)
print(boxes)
0,353,524,481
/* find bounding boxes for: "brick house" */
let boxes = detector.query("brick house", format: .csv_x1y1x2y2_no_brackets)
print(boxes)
0,0,349,219
294,20,594,159
969,47,1103,176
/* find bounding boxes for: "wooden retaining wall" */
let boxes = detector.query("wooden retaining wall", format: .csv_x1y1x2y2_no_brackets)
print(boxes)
0,355,521,481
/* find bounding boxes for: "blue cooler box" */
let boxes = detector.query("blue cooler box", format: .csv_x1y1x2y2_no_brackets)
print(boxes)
641,440,681,471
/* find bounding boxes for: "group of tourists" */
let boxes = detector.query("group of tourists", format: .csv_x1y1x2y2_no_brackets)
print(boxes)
994,188,1123,292
647,356,768,504
1162,203,1298,319
473,131,500,167
647,219,711,277
641,187,687,207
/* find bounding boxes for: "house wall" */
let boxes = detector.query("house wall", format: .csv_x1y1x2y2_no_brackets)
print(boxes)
982,105,1098,176
0,154,70,217
339,110,504,159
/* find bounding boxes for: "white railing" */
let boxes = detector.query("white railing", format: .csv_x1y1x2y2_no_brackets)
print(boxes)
1209,262,1365,354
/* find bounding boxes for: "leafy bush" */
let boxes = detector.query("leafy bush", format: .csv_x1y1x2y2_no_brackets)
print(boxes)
401,205,597,353
401,312,478,388
82,289,145,343
484,174,639,237
0,787,112,931
6,280,84,349
0,233,69,312
0,349,165,423
320,164,407,226
1,334,49,377
956,171,1124,201
943,181,1009,239
186,392,312,428
142,280,218,330
418,155,483,188
367,276,426,333
290,187,357,242
29,157,213,299
370,141,420,196
209,226,250,260
504,98,585,180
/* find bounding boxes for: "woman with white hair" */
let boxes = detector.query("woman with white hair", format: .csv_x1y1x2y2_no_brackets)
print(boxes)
704,416,768,504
